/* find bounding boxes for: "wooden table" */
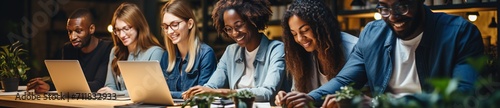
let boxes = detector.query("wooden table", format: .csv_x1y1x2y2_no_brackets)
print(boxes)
0,95,133,108
0,95,280,108
1,86,279,108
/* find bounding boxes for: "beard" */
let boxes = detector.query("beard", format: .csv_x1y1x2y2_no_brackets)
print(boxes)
392,5,424,39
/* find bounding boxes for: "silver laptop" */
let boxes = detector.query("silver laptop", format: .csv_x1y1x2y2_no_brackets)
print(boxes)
117,61,180,105
44,60,92,95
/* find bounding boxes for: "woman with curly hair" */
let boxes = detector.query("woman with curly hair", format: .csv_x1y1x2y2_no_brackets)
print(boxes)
182,0,286,102
97,2,164,96
275,0,358,107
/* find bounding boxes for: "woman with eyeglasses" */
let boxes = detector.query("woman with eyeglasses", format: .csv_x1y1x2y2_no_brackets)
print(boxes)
275,0,358,107
159,0,217,99
181,0,285,102
97,2,165,96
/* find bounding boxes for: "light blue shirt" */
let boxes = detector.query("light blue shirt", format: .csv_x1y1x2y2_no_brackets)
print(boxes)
204,34,286,101
104,46,164,96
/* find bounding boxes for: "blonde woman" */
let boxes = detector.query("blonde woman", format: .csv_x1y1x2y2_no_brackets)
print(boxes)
159,0,217,99
97,2,164,96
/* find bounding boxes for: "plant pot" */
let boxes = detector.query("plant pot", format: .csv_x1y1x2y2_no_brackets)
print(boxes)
337,99,353,108
233,97,255,108
194,98,211,108
1,77,20,92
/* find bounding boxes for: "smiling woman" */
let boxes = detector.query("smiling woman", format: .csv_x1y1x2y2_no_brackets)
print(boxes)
181,0,286,102
97,2,165,96
276,0,358,107
158,0,217,99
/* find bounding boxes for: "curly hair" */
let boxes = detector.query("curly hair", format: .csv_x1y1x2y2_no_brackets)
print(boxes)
211,0,272,37
282,0,345,93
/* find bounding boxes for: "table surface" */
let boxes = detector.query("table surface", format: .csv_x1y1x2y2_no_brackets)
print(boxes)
0,86,279,108
0,95,134,108
0,86,121,107
1,88,279,108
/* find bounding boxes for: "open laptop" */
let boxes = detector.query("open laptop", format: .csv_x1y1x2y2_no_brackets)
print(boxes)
117,61,182,106
44,60,91,95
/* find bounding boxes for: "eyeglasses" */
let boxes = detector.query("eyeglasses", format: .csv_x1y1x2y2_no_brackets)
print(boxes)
224,21,246,35
161,21,184,32
113,26,133,35
376,4,409,17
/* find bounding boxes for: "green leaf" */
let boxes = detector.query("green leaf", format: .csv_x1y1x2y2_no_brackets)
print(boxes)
466,56,488,72
428,78,451,94
229,90,255,98
445,79,458,96
0,41,29,81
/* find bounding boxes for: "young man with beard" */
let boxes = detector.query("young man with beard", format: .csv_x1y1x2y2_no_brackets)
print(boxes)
279,0,484,107
27,8,113,93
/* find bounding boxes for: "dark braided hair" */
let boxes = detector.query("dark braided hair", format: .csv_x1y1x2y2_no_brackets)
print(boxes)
212,0,272,37
282,0,345,93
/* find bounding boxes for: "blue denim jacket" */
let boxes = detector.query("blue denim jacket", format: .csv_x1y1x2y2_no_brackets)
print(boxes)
160,43,217,99
204,34,286,101
308,6,483,105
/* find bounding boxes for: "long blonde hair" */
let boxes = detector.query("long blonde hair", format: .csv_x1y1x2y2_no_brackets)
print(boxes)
161,0,200,73
111,2,163,75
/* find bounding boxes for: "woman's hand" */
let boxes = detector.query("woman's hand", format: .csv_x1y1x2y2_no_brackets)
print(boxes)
281,91,314,108
181,85,215,100
274,90,287,106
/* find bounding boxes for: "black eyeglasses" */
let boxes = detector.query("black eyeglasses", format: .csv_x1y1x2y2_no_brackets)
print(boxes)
376,3,410,17
161,21,184,32
224,21,246,35
113,26,133,35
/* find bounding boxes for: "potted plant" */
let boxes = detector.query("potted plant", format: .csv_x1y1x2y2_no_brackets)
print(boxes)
181,90,256,108
333,84,361,108
229,90,256,108
0,41,29,92
182,93,219,108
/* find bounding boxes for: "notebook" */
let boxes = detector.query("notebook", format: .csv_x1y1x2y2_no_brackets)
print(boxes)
44,60,91,95
117,61,182,106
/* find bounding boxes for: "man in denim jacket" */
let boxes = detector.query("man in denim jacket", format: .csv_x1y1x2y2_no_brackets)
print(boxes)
280,0,483,107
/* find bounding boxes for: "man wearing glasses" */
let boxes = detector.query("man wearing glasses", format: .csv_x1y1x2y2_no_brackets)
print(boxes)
27,8,113,93
279,0,483,107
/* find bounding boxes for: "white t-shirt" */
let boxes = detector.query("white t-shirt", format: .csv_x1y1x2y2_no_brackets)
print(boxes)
238,46,260,89
389,32,423,98
313,55,329,87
